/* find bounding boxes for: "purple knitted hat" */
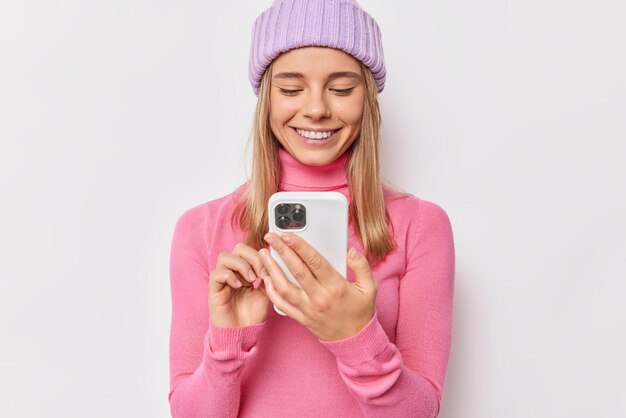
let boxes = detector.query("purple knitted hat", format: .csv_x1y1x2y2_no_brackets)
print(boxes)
248,0,386,96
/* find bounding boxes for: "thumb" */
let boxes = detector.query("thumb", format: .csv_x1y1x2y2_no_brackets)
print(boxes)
347,247,377,293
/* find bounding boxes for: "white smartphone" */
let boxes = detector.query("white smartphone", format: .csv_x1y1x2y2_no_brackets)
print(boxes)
267,191,349,316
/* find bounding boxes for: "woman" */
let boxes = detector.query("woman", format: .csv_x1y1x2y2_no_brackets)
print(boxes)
168,1,455,417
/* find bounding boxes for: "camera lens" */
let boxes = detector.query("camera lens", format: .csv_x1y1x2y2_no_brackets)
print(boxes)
277,216,290,229
292,209,304,222
277,204,290,215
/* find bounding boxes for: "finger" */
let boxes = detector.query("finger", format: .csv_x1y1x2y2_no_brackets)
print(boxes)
263,232,326,299
262,275,307,324
258,247,306,307
209,268,244,295
347,247,378,294
216,251,257,284
231,242,269,282
256,278,268,296
278,232,337,286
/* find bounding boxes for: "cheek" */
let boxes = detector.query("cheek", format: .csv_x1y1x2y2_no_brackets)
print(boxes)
270,98,299,124
335,94,365,127
337,105,364,127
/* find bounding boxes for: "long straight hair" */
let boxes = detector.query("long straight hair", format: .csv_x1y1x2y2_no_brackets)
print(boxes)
231,60,405,265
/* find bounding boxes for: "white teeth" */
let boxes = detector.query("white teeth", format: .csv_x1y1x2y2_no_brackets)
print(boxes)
296,128,336,139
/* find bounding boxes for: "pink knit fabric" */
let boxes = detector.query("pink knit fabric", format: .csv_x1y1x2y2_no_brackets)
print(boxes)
168,147,455,417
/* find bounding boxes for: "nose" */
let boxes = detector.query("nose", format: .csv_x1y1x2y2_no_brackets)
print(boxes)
302,89,331,121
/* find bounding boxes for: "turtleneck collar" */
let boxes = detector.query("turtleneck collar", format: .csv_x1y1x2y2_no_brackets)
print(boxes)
278,147,349,191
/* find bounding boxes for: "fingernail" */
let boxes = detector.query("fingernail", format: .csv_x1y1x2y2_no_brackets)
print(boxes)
281,233,293,243
349,247,359,259
263,233,276,244
258,249,267,261
247,270,257,282
235,280,242,287
261,267,269,277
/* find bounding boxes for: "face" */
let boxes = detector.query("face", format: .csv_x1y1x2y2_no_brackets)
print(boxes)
269,47,365,166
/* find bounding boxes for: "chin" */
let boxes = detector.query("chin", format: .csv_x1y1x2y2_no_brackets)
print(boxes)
291,148,341,166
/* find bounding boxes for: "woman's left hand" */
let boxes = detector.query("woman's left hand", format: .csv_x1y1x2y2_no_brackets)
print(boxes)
259,231,378,341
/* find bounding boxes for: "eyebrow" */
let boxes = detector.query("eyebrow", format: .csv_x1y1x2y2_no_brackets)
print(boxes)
272,71,362,81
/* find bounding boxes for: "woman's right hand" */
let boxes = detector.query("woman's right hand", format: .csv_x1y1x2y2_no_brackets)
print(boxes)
208,243,270,328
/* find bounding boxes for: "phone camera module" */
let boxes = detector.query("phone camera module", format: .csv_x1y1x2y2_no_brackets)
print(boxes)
274,202,307,229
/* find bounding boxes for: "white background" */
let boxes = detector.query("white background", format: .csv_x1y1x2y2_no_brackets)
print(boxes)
1,1,625,417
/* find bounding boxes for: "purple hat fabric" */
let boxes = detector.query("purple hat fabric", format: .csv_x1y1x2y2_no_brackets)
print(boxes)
248,0,386,96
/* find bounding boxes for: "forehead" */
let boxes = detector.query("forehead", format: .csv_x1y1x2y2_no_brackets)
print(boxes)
271,46,362,76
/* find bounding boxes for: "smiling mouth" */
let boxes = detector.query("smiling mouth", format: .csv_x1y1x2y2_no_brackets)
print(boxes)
291,127,342,140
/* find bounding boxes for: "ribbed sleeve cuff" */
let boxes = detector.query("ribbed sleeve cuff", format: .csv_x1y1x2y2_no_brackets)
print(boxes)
320,312,391,366
205,322,266,361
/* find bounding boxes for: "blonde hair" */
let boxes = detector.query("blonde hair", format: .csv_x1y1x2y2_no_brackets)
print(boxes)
231,60,406,265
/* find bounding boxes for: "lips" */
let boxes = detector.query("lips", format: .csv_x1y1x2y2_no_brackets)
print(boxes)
292,126,341,133
290,126,341,144
298,130,337,140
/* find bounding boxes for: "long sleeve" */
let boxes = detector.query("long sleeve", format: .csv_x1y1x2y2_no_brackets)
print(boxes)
320,199,456,417
168,205,266,418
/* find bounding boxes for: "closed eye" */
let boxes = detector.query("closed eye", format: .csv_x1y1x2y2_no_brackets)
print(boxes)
332,88,354,95
278,88,301,95
278,88,355,96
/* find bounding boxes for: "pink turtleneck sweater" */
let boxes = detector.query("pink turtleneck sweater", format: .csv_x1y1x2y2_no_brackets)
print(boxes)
168,148,455,418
